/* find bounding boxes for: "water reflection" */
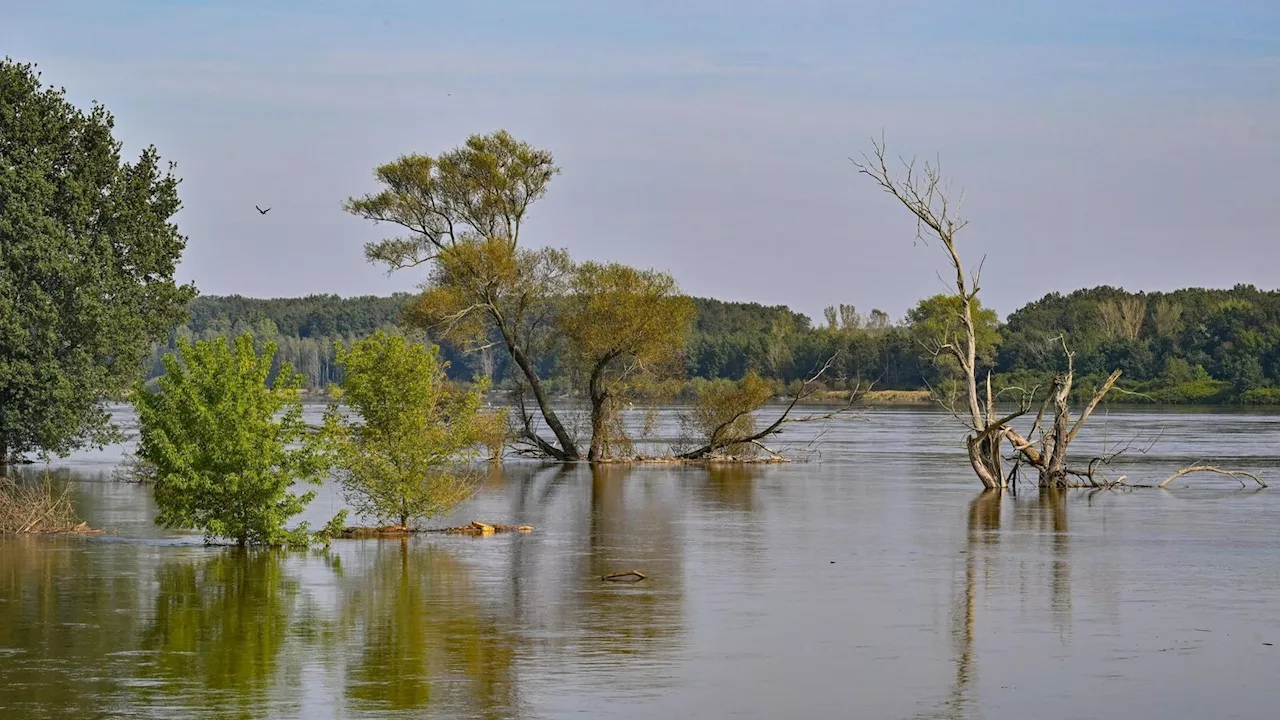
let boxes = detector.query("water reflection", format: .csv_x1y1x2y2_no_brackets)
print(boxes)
924,488,1074,719
0,538,148,718
7,403,1280,720
132,549,313,718
338,540,520,718
691,463,759,512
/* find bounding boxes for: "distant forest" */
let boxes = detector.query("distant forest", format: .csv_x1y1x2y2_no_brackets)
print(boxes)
148,284,1280,404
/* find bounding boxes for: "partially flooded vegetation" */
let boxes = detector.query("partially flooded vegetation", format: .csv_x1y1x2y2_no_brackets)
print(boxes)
2,51,1278,720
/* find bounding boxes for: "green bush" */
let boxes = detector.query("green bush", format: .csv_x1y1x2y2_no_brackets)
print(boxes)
135,334,344,546
326,332,505,528
1239,387,1280,405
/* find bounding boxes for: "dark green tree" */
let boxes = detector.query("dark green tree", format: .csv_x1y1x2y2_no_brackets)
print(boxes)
0,59,195,465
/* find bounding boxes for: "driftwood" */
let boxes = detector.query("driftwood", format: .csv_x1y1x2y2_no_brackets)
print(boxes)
602,570,647,582
1158,465,1267,489
340,521,534,538
442,521,533,536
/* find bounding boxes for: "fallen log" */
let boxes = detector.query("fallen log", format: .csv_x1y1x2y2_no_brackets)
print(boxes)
442,521,533,536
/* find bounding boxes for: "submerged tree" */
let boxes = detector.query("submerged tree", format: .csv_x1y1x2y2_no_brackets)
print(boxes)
0,59,196,467
677,359,867,460
326,332,505,528
135,335,342,546
346,131,582,459
855,138,1126,489
558,262,696,460
855,138,1014,488
403,236,577,458
677,373,774,459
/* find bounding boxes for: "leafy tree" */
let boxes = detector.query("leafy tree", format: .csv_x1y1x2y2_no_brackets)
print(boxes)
906,294,1000,389
134,335,340,546
404,236,575,457
0,59,195,465
558,262,696,460
327,332,505,528
345,131,580,458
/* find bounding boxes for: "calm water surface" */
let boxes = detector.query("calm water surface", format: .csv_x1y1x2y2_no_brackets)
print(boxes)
3,405,1279,719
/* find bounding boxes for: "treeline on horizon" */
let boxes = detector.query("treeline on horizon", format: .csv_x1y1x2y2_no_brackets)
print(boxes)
147,282,1280,404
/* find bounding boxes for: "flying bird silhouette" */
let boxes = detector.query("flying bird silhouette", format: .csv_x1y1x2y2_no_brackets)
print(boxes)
255,205,271,215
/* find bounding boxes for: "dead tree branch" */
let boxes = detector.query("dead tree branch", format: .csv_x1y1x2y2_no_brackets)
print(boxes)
1158,465,1267,489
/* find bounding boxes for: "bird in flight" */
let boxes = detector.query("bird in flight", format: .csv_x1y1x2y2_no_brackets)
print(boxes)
255,205,271,215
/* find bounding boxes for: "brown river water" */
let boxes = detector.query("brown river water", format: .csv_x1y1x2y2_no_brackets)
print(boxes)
2,404,1279,719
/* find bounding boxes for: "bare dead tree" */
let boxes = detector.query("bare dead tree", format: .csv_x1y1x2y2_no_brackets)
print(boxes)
856,136,1265,493
1000,340,1124,487
854,137,1015,488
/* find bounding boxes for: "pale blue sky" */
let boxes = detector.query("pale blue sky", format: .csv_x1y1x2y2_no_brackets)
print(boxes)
5,1,1278,321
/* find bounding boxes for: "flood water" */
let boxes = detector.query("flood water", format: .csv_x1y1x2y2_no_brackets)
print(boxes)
3,405,1280,719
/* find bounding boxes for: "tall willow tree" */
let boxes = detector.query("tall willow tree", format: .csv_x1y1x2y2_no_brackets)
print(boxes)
344,131,583,458
0,59,195,466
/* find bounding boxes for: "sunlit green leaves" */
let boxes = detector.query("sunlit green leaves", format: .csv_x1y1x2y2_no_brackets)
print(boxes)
134,334,338,546
326,332,506,527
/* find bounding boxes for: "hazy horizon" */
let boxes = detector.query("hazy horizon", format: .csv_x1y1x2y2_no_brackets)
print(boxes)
5,1,1278,322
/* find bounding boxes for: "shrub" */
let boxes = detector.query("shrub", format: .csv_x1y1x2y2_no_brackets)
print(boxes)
326,332,506,528
135,334,343,546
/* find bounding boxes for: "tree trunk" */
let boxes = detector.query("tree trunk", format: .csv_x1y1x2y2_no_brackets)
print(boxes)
503,334,581,460
587,356,612,462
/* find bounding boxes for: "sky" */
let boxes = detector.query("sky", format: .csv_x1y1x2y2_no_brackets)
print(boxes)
4,0,1279,323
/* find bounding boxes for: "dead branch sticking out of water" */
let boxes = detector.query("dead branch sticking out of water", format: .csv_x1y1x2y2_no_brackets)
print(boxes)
1158,465,1267,489
677,354,868,461
0,477,99,534
603,570,647,582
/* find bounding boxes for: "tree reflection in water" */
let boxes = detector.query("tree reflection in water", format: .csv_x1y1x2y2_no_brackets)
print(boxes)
133,548,314,718
337,539,521,719
921,487,1072,720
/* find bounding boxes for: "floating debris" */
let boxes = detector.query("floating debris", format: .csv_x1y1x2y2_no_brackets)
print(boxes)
602,570,647,582
443,521,533,536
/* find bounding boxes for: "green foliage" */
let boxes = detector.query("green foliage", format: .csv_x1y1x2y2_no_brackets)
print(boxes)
906,294,1001,365
1000,284,1280,403
1239,387,1280,405
1141,379,1234,404
0,58,195,462
559,262,696,458
326,332,505,528
135,335,340,546
346,129,558,268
